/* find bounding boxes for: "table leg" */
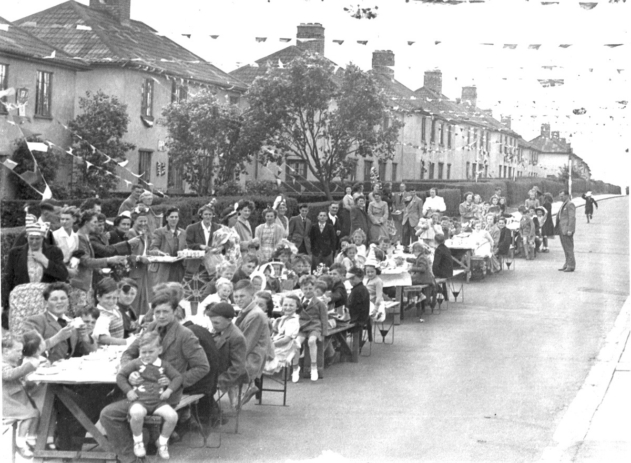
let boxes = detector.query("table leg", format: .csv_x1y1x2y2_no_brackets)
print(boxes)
351,330,360,363
395,286,402,324
34,384,55,460
465,251,472,283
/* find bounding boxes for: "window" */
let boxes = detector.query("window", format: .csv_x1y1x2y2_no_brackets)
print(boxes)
439,122,444,146
345,159,357,182
466,128,471,150
379,161,387,182
446,163,451,180
430,119,436,143
466,162,470,179
421,116,426,143
138,150,153,183
229,96,240,106
363,160,373,181
0,64,7,114
171,82,187,103
447,124,452,149
286,160,307,180
485,131,490,152
141,78,154,118
472,163,477,178
437,162,444,180
484,165,489,178
168,160,183,192
391,163,398,182
503,165,508,178
35,70,52,117
420,162,425,180
382,115,390,129
429,162,435,180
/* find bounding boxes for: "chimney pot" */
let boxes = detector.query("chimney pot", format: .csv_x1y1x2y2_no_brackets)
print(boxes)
552,131,560,139
423,70,442,95
541,123,551,137
501,115,512,129
462,86,477,108
89,0,131,24
372,50,395,79
296,23,325,56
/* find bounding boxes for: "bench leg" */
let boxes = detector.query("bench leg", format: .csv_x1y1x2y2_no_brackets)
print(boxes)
394,287,402,325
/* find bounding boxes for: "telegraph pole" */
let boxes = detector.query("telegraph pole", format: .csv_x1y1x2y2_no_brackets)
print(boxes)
568,147,573,196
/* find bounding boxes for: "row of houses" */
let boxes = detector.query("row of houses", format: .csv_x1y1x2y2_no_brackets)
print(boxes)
0,0,589,199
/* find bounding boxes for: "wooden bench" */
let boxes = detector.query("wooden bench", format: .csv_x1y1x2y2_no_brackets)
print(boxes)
400,285,429,319
435,269,465,304
383,301,401,325
303,323,359,371
143,393,206,445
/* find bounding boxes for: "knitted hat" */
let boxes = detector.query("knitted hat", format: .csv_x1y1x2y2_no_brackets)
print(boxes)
25,214,38,226
25,222,46,236
208,302,235,319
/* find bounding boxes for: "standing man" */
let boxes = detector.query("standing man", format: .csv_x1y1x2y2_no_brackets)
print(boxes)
185,204,221,276
118,184,144,216
327,202,342,250
401,190,424,251
423,188,446,217
288,204,312,255
391,183,407,244
310,211,336,271
555,190,576,272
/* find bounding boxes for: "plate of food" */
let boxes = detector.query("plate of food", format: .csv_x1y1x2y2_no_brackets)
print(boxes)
36,365,62,375
146,256,182,263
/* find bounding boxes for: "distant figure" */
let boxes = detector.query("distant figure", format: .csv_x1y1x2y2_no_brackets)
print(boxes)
555,190,576,272
581,191,598,223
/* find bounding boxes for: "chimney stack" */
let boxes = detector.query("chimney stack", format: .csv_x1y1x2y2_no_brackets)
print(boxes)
296,23,325,56
372,50,395,79
501,115,512,129
551,131,560,140
424,70,442,94
481,109,493,116
541,123,551,137
462,86,477,107
89,0,131,25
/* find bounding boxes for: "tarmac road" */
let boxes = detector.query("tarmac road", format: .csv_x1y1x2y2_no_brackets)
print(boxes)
157,196,630,462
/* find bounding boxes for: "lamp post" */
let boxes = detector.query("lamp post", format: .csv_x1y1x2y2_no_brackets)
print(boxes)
568,147,573,196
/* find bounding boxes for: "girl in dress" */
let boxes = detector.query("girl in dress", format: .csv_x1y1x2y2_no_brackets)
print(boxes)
254,208,285,264
273,197,290,238
2,334,44,458
341,244,359,271
524,189,540,209
264,294,301,375
363,259,384,321
351,229,367,258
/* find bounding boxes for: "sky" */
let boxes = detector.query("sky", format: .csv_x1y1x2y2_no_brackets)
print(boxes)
4,0,630,188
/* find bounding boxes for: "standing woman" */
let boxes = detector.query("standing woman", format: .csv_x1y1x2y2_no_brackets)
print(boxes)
255,208,285,264
138,191,163,235
339,185,355,240
52,206,80,269
351,183,364,203
126,209,153,315
459,192,476,226
149,207,187,285
233,200,258,252
473,194,486,221
109,212,133,245
274,197,290,238
350,196,370,241
367,190,390,243
581,191,598,223
541,192,554,252
70,212,126,315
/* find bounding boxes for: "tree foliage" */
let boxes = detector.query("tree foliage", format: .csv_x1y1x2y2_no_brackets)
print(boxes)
68,90,135,197
242,53,403,199
162,90,254,196
10,136,62,200
556,164,584,181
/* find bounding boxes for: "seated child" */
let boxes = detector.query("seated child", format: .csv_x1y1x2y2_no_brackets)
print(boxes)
313,279,332,309
334,236,351,264
250,271,266,293
255,291,274,319
116,331,183,460
93,277,127,346
351,229,367,258
199,278,233,313
290,255,311,289
2,333,44,458
246,241,260,259
264,294,301,374
364,261,385,321
261,263,281,293
341,244,359,271
76,306,99,354
294,275,328,382
531,207,543,254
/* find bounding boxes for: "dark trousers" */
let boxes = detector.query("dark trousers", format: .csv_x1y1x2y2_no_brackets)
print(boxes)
402,221,415,247
100,399,137,463
298,242,308,255
311,253,333,271
559,233,575,270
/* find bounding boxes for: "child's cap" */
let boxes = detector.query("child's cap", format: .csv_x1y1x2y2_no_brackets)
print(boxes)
208,302,235,319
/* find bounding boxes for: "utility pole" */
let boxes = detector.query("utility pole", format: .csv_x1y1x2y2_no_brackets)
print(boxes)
568,147,573,197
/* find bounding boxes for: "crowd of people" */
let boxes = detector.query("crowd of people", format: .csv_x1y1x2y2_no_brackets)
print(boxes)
2,180,581,461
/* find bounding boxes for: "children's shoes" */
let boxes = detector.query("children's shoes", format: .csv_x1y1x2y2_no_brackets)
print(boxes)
156,440,170,460
133,441,146,458
292,366,300,383
311,366,318,381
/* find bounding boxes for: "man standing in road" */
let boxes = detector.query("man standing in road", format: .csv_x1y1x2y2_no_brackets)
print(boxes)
555,190,576,272
423,188,446,217
391,183,407,243
401,190,423,252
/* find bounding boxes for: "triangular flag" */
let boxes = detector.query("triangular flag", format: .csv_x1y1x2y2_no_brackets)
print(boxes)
27,142,49,152
210,35,219,39
255,37,267,43
357,40,368,45
85,161,93,170
279,38,291,43
276,179,282,187
278,59,284,69
333,40,344,45
42,185,53,200
123,179,132,187
43,50,56,59
407,41,415,46
2,159,18,170
118,160,129,167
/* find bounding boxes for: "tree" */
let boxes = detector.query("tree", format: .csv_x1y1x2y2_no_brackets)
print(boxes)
243,53,403,200
162,90,253,196
556,164,584,181
68,91,135,197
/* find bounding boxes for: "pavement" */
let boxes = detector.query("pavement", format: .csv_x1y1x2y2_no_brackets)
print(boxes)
2,195,629,463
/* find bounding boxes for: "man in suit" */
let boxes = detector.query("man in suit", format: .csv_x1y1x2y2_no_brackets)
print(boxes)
2,223,68,316
118,184,144,216
555,190,576,272
287,204,311,255
100,291,209,463
327,202,343,250
391,183,407,243
185,204,222,275
310,211,337,271
402,191,424,250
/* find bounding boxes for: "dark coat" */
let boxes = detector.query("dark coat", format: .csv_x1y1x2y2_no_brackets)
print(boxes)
2,243,68,310
582,195,598,215
182,321,220,397
432,244,454,279
350,206,370,239
185,221,221,274
326,214,343,250
212,322,248,390
287,215,312,254
347,282,370,327
329,280,348,309
309,222,336,257
497,228,512,255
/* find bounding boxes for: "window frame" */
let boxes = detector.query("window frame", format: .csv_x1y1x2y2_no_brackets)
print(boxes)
138,150,153,183
421,116,426,143
428,162,435,180
391,162,398,182
0,63,8,114
378,161,387,182
363,160,374,181
446,163,451,180
430,119,436,143
141,78,154,119
171,81,187,103
286,159,308,180
35,70,53,118
437,162,444,180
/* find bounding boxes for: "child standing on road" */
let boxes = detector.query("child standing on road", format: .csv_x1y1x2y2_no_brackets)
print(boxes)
116,331,182,460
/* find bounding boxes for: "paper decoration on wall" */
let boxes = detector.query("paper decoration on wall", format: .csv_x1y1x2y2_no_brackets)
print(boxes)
573,108,587,115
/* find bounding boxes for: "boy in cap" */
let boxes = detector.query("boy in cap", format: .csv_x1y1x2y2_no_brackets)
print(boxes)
207,303,247,411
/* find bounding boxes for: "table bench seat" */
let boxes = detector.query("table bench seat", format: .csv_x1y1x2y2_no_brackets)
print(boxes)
143,393,205,426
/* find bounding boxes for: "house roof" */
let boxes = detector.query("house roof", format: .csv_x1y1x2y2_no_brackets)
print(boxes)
0,16,88,69
529,134,571,153
230,45,343,86
370,73,429,113
15,1,245,91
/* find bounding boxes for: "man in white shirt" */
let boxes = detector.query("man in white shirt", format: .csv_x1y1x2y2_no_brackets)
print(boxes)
327,202,342,250
423,188,446,217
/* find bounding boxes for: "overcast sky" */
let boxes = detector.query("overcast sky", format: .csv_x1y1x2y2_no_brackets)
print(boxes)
4,0,630,188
